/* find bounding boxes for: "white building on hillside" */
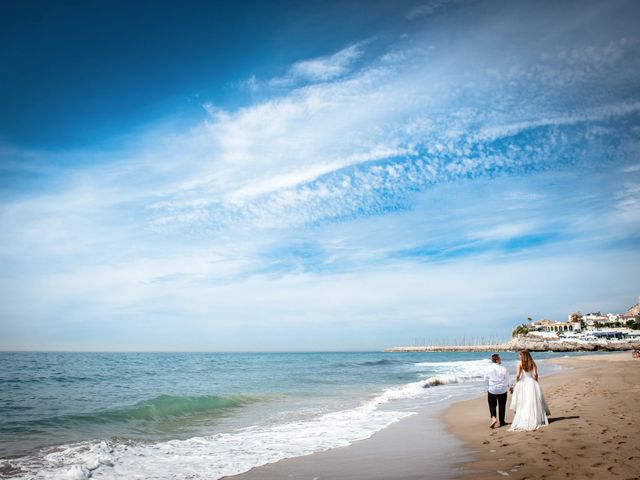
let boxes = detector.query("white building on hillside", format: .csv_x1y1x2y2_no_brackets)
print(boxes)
582,312,608,329
533,319,582,333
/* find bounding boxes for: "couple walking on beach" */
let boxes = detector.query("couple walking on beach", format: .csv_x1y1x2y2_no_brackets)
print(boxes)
484,350,550,431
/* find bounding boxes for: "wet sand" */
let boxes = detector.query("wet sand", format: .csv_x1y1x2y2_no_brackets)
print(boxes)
225,403,468,480
445,352,640,479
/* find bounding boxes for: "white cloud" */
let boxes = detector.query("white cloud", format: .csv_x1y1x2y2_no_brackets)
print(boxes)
2,246,638,350
612,183,640,228
141,29,640,234
5,12,640,239
622,163,640,173
270,44,364,85
471,223,538,242
406,0,451,20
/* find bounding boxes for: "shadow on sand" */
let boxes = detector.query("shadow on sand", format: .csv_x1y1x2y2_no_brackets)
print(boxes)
548,416,580,423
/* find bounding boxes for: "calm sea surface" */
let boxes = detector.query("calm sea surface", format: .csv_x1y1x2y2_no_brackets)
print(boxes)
0,351,576,479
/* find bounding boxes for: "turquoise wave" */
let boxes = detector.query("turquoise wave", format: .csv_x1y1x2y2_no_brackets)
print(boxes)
101,394,257,422
3,394,260,432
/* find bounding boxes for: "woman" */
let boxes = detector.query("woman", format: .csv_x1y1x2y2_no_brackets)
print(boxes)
508,350,551,431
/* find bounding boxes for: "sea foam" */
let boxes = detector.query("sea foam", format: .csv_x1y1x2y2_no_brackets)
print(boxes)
413,359,492,380
3,375,458,480
12,407,412,479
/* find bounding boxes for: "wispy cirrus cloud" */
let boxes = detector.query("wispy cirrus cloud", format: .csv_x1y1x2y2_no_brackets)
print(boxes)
244,44,367,91
148,94,640,233
406,0,454,20
5,1,640,245
284,43,364,83
138,1,640,234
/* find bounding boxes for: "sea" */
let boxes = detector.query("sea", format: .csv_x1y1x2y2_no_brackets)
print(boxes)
0,351,575,479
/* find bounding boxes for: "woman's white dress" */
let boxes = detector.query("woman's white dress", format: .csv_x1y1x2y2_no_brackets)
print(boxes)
509,371,550,431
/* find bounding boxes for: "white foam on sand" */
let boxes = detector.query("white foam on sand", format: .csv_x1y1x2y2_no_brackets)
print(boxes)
13,410,413,479
413,358,492,380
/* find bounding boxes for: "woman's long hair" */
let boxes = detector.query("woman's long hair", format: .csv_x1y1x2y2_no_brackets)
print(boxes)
519,350,536,372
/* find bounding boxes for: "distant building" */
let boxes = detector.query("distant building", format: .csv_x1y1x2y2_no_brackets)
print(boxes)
531,319,582,333
590,330,628,340
522,296,638,338
582,312,608,329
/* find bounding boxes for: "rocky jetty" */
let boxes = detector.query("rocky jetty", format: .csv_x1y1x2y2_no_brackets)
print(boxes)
384,344,511,353
385,336,640,353
508,336,640,352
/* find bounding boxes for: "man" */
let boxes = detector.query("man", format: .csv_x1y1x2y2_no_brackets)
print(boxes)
483,353,512,428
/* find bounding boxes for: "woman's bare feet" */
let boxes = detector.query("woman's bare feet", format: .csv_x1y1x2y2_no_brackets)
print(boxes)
490,417,498,429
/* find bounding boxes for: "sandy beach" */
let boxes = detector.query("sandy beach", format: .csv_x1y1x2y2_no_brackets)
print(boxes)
445,352,640,479
228,352,639,480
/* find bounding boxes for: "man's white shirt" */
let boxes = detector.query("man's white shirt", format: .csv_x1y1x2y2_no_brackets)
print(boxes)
484,362,511,395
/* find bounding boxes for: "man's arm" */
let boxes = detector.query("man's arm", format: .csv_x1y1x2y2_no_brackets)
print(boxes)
483,367,491,387
505,368,513,393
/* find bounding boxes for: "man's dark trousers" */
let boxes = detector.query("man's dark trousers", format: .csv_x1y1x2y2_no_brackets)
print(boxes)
488,391,508,425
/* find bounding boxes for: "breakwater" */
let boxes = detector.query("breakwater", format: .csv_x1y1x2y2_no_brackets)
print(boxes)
385,337,640,353
384,344,511,353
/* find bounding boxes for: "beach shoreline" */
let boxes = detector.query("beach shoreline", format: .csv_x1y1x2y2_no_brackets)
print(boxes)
225,402,468,480
444,352,640,479
4,352,636,479
226,352,639,480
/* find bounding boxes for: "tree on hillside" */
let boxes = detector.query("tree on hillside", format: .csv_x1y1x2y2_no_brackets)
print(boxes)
512,325,529,337
626,319,640,330
569,311,582,322
569,311,584,329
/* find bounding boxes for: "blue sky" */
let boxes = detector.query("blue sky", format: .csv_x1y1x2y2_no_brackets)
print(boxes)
1,0,639,351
